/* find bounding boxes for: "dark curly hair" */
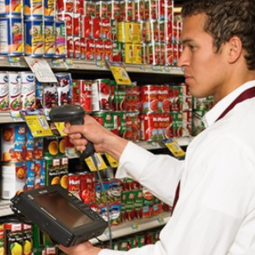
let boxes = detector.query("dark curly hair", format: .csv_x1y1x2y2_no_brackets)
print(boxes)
182,0,255,70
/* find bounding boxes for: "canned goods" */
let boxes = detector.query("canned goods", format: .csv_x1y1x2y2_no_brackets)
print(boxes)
68,173,81,198
8,72,22,111
80,172,95,203
0,72,9,111
44,0,56,17
0,15,24,55
55,72,72,105
55,20,66,57
140,85,159,113
140,113,158,141
1,162,26,199
23,224,33,255
92,111,115,131
24,18,44,56
1,124,26,162
44,19,55,57
4,221,23,255
59,157,68,189
0,0,22,15
24,0,43,17
20,72,36,110
43,136,58,158
45,158,60,186
34,159,45,188
72,79,92,113
92,79,112,111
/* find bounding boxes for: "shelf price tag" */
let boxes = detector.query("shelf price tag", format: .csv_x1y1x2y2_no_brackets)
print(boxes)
20,110,53,137
65,58,74,68
163,138,185,158
24,57,57,83
8,56,20,66
85,153,108,171
53,122,67,136
131,222,139,230
108,62,132,85
152,65,163,72
105,153,119,168
157,215,165,224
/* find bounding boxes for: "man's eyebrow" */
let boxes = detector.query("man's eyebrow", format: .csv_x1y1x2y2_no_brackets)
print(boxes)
180,38,194,45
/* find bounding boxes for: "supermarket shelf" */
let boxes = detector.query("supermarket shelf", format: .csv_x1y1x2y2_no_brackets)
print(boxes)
90,211,171,244
0,112,24,123
0,200,13,217
0,56,184,75
136,137,192,150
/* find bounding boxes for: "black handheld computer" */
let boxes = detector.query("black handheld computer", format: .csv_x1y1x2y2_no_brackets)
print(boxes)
10,184,107,247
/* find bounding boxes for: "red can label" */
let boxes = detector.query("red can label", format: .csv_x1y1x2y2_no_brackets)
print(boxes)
140,85,158,113
68,173,80,197
140,113,158,141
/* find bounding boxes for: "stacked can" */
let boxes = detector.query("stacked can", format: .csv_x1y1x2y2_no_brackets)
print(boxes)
0,0,24,55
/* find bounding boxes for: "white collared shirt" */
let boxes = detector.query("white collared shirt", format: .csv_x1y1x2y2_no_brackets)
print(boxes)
100,80,255,255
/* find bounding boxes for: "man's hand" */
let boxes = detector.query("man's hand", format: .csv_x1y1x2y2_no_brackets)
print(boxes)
58,241,102,255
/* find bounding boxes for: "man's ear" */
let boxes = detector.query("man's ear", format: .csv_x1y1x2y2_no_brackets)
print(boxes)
227,36,243,64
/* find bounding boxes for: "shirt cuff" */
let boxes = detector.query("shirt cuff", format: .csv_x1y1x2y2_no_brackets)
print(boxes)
116,141,153,180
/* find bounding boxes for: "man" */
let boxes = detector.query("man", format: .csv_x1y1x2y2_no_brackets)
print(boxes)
60,0,255,254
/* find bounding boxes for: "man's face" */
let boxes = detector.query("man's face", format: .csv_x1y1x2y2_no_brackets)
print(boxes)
178,13,227,101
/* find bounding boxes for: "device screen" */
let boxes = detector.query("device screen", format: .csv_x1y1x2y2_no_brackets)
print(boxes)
33,191,93,228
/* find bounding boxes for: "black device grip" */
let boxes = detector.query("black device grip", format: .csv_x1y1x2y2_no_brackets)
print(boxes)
68,117,95,160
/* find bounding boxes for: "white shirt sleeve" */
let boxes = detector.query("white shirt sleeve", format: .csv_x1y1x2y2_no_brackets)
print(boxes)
115,141,183,205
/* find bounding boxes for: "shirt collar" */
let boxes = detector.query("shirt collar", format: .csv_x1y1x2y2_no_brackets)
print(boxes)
203,80,255,127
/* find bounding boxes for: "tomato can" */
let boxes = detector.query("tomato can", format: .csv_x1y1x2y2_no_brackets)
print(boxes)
1,162,26,199
55,72,72,105
144,0,157,20
24,17,44,56
0,15,24,55
68,173,81,198
124,112,139,141
56,0,73,12
24,0,43,17
80,172,95,203
101,17,111,39
104,40,113,61
72,79,92,113
170,111,183,137
66,36,73,58
57,11,72,36
55,19,66,57
0,72,9,111
80,37,86,59
44,19,56,57
86,38,95,60
1,124,26,162
107,0,120,20
140,113,159,141
94,38,104,61
140,85,159,113
92,111,115,132
0,0,22,15
81,15,92,38
92,79,112,111
73,36,80,58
